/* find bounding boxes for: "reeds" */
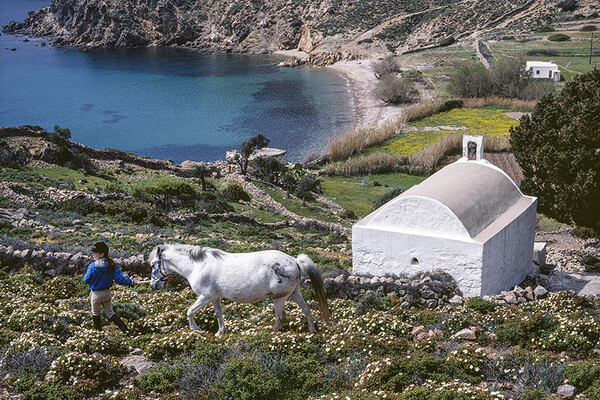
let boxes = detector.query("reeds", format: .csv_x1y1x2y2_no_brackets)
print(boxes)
408,132,511,174
400,100,443,123
323,151,428,176
328,119,401,162
461,96,536,110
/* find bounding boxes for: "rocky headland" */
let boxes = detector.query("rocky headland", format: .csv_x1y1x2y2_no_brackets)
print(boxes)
1,0,582,66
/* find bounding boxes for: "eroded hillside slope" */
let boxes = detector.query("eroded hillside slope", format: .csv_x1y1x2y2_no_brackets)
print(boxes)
4,0,593,65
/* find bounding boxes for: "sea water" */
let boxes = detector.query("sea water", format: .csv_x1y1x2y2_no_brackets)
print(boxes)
0,0,354,163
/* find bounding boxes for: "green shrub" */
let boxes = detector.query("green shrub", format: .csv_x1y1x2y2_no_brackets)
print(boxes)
138,362,182,394
42,276,81,300
520,389,549,400
580,25,598,31
372,55,401,79
355,292,388,315
372,187,404,210
21,382,86,400
548,33,570,42
414,309,442,326
357,353,451,392
198,191,234,213
437,99,464,113
536,25,555,32
439,36,456,47
220,180,251,202
105,200,155,224
46,352,127,390
294,174,321,201
218,356,281,400
56,197,104,216
250,157,284,183
465,297,497,314
135,177,199,201
373,74,419,104
280,354,331,398
584,383,600,400
495,313,555,347
563,360,600,392
112,302,147,321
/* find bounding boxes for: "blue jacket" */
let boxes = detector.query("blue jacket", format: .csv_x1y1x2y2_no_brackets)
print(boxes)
84,258,133,291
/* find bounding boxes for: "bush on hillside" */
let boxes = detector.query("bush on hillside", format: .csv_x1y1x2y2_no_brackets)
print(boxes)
548,33,570,42
438,36,456,47
373,74,419,104
448,57,554,100
220,180,251,202
580,25,598,31
294,174,321,201
217,357,281,400
372,187,404,211
510,68,600,235
526,49,559,56
250,157,284,183
372,56,401,79
536,25,555,32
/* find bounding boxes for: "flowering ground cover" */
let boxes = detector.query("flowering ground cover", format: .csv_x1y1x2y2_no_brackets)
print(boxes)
381,108,519,155
1,268,599,400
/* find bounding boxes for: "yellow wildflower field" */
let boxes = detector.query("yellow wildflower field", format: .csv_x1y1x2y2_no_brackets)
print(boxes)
382,108,519,155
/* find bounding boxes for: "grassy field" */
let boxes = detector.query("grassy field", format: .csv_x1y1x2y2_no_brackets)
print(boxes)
320,173,426,217
371,107,519,156
395,43,480,97
488,33,599,80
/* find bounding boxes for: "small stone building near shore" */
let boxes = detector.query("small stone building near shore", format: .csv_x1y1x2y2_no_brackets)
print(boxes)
352,136,537,297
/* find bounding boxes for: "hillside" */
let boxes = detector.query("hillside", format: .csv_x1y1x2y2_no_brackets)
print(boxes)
4,0,595,65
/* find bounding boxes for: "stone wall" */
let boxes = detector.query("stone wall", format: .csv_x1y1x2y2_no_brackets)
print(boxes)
0,244,147,276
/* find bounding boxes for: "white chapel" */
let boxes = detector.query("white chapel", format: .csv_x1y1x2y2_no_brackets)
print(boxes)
352,135,537,297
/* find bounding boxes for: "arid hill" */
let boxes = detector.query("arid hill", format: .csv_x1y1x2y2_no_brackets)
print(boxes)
4,0,597,65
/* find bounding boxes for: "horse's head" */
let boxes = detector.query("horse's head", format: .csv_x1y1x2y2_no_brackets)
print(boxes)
149,245,169,290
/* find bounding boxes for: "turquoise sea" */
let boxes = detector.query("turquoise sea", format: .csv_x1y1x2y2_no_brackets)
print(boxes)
0,0,354,163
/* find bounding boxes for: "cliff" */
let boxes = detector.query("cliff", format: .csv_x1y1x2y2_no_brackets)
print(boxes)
1,0,577,65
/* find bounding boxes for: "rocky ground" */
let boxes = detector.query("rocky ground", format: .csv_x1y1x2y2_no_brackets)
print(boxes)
4,0,598,66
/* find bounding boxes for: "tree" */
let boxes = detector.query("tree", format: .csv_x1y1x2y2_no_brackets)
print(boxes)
373,74,419,104
510,68,600,234
371,56,400,79
193,165,213,191
448,58,553,100
236,134,270,175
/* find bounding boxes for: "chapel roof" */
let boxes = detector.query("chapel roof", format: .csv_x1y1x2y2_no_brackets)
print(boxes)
361,160,536,242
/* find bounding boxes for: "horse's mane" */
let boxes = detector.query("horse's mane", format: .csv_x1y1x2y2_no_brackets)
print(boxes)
165,244,224,262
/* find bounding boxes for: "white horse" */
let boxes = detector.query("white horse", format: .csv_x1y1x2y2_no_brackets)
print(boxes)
149,243,334,336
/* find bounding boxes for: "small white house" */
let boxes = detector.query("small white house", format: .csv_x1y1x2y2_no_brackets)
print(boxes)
526,61,561,82
352,136,537,297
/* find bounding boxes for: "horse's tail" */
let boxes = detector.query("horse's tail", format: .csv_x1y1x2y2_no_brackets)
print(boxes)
296,254,335,327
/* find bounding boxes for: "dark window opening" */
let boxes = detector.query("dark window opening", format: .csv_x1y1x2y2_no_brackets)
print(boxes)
468,141,477,160
411,257,419,265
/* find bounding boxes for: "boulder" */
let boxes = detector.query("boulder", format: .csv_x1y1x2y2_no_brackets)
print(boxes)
449,295,463,305
452,328,477,340
556,384,575,398
534,286,548,299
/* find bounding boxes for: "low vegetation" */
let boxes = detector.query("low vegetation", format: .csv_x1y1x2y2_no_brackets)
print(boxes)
0,269,598,400
448,57,555,101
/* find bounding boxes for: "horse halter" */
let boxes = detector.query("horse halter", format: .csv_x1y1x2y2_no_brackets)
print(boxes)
151,252,171,283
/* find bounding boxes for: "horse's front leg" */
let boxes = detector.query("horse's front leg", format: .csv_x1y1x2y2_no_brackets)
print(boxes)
212,300,227,337
187,295,212,331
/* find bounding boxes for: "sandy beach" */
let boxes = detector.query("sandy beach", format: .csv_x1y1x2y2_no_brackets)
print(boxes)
327,59,405,129
275,50,405,130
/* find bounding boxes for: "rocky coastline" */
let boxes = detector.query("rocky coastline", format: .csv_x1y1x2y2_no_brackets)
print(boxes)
2,0,566,66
